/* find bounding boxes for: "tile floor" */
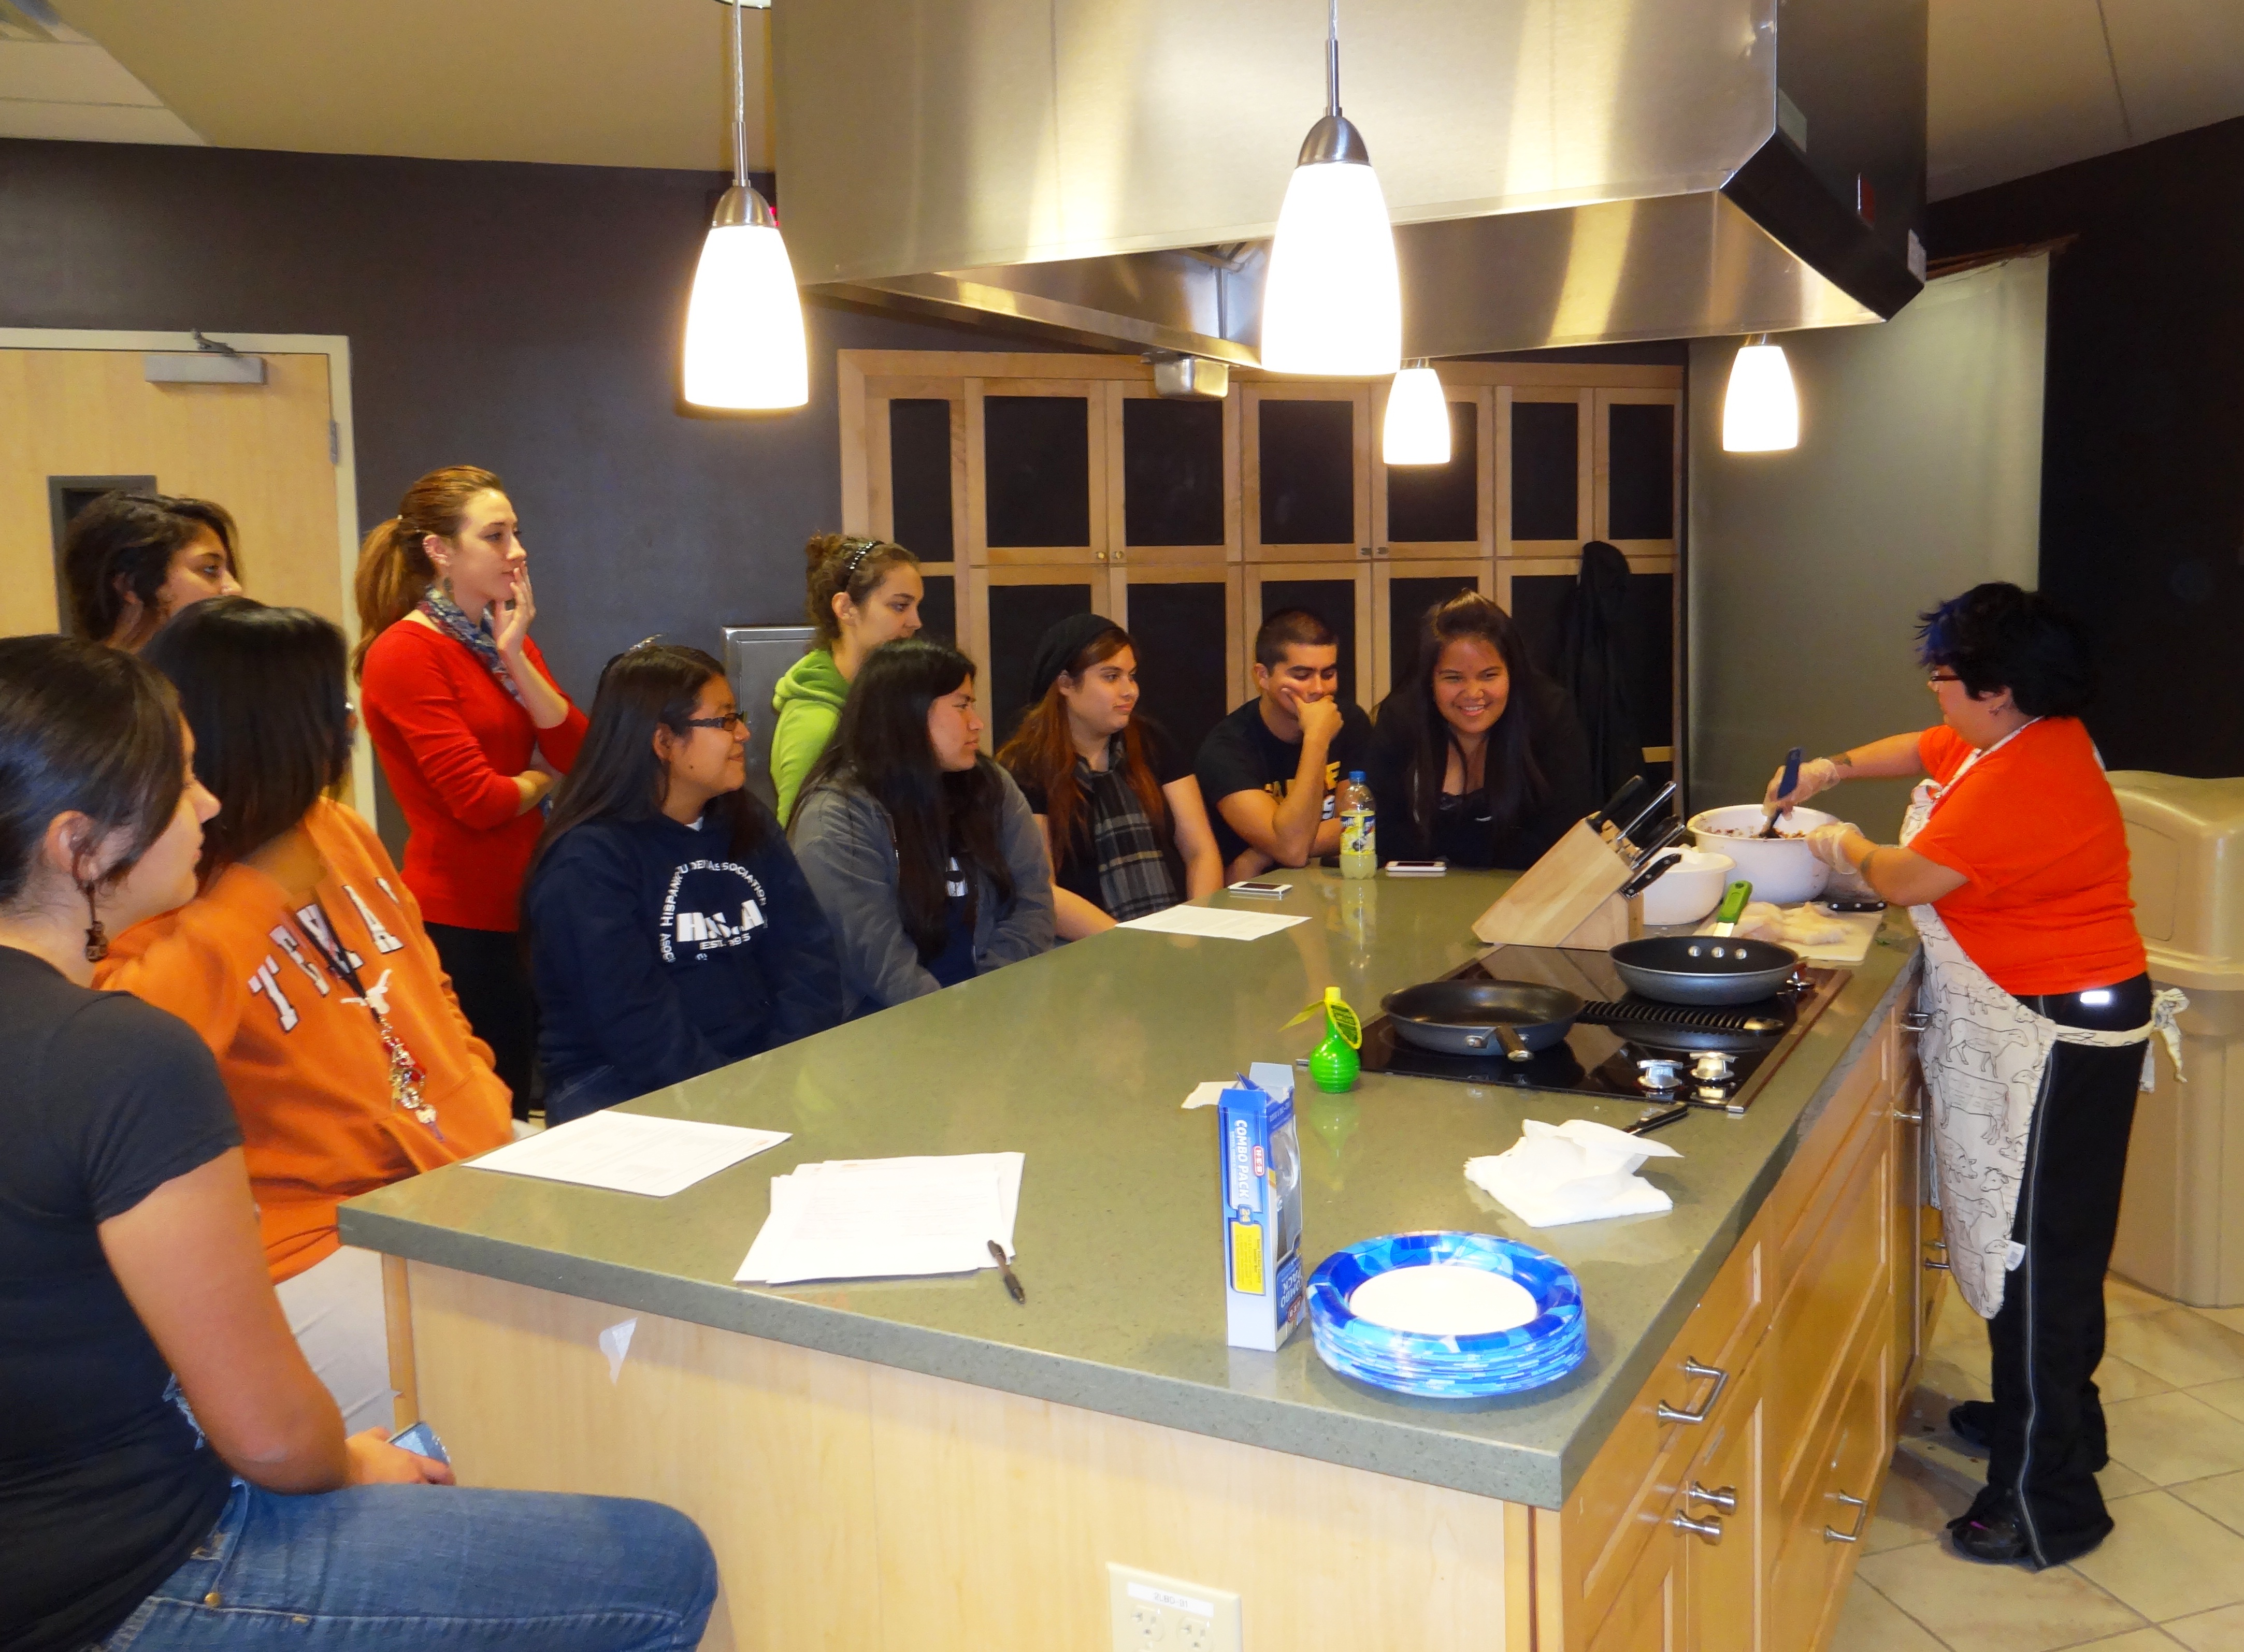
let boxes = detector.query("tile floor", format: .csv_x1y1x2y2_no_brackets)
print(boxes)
1836,1274,2244,1652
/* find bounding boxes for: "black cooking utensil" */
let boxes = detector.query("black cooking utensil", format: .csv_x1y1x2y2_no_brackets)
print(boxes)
1607,935,1803,1006
1627,1102,1692,1137
1588,775,1649,834
1761,747,1804,837
1629,817,1688,871
1619,850,1684,903
1614,779,1679,849
1380,979,1586,1062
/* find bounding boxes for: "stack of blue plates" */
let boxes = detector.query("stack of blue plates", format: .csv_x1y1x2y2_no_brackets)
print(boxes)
1307,1231,1587,1398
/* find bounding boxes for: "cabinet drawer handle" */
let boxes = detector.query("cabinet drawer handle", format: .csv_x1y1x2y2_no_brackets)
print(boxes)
1656,1358,1729,1424
1903,1010,1933,1032
1924,1259,1952,1272
1824,1491,1871,1543
1671,1510,1724,1544
1686,1482,1737,1513
1892,1108,1923,1123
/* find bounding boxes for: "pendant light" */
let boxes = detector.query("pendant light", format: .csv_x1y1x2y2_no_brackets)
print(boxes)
1382,360,1450,465
1721,335,1798,452
1259,0,1401,377
681,0,808,410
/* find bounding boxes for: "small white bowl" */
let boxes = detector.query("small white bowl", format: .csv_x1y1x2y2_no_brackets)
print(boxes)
1637,848,1736,927
1687,804,1836,905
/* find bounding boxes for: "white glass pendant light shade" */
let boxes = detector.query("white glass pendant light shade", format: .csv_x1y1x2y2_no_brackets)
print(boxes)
1382,362,1450,465
1259,3,1401,377
682,190,809,410
681,0,808,411
1721,337,1799,452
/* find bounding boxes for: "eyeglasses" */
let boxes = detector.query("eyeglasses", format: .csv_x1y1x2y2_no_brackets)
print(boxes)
1926,671,1963,687
684,711,746,732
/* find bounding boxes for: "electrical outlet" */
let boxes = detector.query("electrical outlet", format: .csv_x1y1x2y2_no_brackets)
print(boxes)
1106,1563,1241,1652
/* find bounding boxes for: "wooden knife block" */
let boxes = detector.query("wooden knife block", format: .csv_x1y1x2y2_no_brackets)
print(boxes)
1471,820,1639,951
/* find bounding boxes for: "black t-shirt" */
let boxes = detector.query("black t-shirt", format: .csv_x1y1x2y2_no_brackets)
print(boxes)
1009,722,1193,915
1365,675,1598,870
1193,697,1374,870
0,947,241,1652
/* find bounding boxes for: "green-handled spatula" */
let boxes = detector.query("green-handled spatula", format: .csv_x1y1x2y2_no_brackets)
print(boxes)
1709,880,1754,937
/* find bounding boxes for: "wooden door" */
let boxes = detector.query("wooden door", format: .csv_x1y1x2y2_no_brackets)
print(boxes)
975,563,1117,751
1499,385,1593,557
1594,388,1683,555
1243,561,1374,715
968,376,1109,569
0,346,344,639
1242,382,1371,566
1376,381,1492,560
1111,563,1242,763
861,378,966,649
1374,559,1492,707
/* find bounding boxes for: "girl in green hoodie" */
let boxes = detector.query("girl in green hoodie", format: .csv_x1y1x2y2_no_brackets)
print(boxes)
770,533,923,823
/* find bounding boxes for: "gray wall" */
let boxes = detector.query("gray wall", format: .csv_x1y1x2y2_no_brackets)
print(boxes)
1686,255,2048,839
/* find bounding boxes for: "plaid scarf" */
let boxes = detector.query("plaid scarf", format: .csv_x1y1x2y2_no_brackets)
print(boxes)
418,585,524,706
1082,738,1179,921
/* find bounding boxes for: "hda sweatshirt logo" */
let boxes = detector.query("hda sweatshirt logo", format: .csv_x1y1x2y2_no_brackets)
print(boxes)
659,859,771,963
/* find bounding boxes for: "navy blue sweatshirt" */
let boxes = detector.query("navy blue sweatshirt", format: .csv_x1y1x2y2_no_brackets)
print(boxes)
525,805,844,1122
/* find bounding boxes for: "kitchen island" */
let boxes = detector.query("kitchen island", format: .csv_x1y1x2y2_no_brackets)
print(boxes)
344,870,1935,1651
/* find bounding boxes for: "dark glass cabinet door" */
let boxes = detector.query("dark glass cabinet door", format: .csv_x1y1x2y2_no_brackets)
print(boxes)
887,398,956,559
1508,397,1581,545
1384,401,1479,546
986,578,1096,741
1124,577,1232,759
1123,398,1227,547
1601,395,1678,543
983,394,1092,549
1255,574,1363,711
1253,394,1361,552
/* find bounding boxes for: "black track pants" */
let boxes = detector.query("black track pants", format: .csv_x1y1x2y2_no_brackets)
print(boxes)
426,922,540,1120
1981,979,2150,1566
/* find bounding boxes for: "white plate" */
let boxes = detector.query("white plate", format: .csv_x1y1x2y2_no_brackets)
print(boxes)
1347,1264,1539,1337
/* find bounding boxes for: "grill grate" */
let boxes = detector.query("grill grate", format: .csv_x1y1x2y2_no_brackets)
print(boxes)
1576,997,1787,1034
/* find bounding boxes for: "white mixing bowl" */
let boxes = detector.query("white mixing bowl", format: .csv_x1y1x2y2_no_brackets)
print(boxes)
1637,848,1737,926
1686,805,1836,905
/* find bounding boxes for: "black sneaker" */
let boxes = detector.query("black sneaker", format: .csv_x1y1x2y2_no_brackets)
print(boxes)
1948,1401,1993,1453
1947,1490,2038,1567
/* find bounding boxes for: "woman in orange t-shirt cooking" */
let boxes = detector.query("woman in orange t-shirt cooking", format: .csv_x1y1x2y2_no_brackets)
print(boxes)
1766,582,2179,1572
97,598,512,1436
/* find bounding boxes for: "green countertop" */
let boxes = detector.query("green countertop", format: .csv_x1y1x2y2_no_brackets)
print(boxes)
341,871,1920,1509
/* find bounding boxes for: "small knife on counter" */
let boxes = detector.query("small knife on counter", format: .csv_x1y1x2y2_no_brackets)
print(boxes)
988,1239,1026,1305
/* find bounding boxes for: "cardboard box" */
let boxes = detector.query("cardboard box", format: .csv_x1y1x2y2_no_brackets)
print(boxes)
1220,1061,1306,1351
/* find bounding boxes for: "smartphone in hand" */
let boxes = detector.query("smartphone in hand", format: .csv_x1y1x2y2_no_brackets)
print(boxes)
389,1420,450,1465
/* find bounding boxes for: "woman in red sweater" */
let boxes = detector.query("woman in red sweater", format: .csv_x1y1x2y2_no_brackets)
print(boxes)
354,466,586,1118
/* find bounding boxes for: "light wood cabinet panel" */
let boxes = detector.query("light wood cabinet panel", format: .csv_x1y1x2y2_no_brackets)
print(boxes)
1767,1313,1893,1652
1683,1353,1765,1652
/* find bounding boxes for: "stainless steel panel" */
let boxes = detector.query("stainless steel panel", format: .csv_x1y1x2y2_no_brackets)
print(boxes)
722,625,817,811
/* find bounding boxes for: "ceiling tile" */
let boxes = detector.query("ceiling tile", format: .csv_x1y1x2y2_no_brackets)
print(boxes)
1929,0,2132,198
2102,0,2244,146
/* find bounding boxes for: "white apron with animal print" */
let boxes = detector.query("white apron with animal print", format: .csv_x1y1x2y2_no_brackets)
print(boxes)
1903,728,2185,1318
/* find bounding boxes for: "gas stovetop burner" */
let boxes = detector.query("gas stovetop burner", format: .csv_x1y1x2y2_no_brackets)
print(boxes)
1357,945,1850,1114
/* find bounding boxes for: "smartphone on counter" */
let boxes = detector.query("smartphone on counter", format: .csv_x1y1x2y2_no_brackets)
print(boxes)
1227,879,1292,897
390,1420,450,1464
1384,860,1447,877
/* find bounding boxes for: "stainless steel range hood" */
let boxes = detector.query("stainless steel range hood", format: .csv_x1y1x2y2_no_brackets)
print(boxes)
771,0,1926,362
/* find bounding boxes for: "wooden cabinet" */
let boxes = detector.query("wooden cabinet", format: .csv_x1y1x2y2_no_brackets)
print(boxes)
839,352,1680,761
1552,977,1930,1652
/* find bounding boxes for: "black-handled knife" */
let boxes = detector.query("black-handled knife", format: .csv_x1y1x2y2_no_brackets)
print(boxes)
1619,850,1684,902
1630,817,1688,870
1614,778,1679,848
1587,775,1649,834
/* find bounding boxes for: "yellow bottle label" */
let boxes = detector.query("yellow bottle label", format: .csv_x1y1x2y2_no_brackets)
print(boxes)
1230,1220,1265,1294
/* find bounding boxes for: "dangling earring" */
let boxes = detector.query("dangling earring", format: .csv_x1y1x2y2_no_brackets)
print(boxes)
79,881,108,963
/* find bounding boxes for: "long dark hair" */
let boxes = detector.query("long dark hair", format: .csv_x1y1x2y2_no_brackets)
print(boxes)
141,597,354,882
995,623,1169,868
795,637,1013,960
0,635,185,906
1376,592,1550,845
532,644,767,886
63,490,243,648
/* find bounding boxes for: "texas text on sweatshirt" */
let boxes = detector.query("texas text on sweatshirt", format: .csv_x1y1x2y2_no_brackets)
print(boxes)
525,804,844,1122
95,797,513,1282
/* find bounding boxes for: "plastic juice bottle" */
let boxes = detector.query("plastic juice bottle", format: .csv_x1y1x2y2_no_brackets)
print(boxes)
1338,771,1377,880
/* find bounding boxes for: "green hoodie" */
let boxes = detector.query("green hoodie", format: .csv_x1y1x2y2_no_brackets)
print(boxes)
771,647,848,825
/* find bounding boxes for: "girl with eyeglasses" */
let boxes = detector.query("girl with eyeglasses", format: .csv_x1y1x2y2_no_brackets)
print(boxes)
789,638,1053,1014
354,466,588,1120
0,634,716,1652
93,598,514,1438
770,532,924,824
524,644,844,1124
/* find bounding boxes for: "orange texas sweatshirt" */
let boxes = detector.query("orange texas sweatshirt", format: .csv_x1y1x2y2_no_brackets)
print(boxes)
97,797,512,1282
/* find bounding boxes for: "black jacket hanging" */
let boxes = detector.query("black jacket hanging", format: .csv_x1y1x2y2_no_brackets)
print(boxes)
1556,540,1642,801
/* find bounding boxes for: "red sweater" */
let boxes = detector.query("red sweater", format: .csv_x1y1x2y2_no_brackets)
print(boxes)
360,619,586,931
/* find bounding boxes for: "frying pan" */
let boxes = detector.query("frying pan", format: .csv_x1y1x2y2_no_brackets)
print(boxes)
1607,936,1802,1007
1380,979,1585,1062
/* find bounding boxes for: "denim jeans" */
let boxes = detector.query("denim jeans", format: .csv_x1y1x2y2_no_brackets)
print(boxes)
96,1480,717,1650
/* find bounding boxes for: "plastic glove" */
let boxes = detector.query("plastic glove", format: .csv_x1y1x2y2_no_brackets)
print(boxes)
1805,821,1860,871
1763,756,1842,813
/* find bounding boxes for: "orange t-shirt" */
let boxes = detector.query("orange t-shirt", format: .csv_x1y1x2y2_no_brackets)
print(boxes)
1908,720,2146,997
97,798,512,1281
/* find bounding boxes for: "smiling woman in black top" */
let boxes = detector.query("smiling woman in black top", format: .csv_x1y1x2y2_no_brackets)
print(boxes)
1366,591,1596,870
0,635,715,1652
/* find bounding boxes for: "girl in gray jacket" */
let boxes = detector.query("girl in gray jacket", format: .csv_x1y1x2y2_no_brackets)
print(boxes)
788,638,1054,1014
